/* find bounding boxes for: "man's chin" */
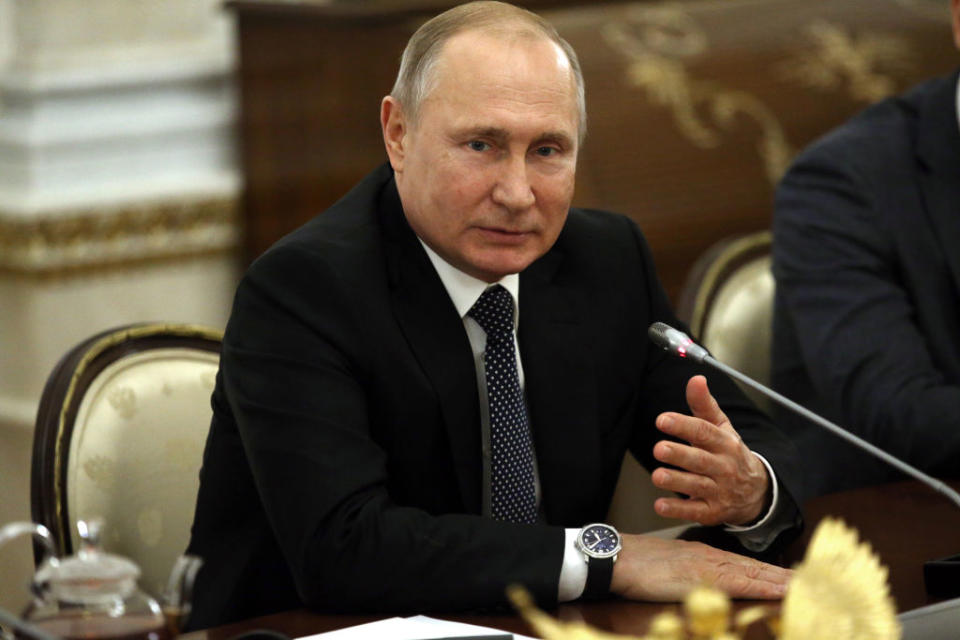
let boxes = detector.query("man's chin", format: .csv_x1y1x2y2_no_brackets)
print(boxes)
464,253,539,282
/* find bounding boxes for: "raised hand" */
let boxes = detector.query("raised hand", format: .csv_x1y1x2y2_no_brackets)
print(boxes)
650,375,770,526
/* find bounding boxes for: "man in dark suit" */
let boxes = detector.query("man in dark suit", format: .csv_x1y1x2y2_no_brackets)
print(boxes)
773,2,960,501
187,1,801,629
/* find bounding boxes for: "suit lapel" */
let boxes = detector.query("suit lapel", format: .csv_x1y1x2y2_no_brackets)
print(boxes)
519,248,599,524
916,71,960,293
381,183,483,514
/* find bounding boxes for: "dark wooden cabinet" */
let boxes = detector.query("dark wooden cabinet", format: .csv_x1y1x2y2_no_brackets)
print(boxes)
228,0,957,301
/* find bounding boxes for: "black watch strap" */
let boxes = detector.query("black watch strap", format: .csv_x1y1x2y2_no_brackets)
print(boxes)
581,556,614,600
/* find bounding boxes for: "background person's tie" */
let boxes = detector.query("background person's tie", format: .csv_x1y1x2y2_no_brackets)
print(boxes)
468,285,537,524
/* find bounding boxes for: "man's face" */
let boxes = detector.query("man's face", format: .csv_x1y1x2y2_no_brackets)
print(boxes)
382,29,580,283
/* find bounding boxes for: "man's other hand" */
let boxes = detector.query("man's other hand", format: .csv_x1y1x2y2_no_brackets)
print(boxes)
610,534,790,601
651,375,770,526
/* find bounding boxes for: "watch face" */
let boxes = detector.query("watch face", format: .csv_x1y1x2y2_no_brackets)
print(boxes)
579,523,621,558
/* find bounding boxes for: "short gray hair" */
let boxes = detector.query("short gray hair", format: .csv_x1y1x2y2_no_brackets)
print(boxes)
390,1,587,142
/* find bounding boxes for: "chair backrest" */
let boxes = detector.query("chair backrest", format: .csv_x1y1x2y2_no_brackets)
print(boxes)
31,323,222,597
677,231,774,413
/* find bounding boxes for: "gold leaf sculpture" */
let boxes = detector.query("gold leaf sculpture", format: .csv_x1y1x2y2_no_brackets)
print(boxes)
507,518,900,640
780,517,900,640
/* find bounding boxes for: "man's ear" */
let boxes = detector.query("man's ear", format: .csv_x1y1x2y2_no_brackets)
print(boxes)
381,96,408,173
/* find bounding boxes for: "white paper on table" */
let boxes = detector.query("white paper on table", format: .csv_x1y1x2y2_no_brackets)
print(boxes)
296,614,535,640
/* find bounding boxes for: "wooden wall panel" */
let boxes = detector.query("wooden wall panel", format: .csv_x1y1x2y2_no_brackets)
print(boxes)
229,0,958,301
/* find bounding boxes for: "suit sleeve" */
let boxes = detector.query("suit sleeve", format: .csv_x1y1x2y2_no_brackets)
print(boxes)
218,245,564,614
773,140,960,473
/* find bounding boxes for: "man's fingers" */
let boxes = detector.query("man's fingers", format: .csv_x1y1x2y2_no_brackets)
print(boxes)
685,375,730,428
653,440,721,476
653,495,712,523
651,465,716,499
656,414,728,452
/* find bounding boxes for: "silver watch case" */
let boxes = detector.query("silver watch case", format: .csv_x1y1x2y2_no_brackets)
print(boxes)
575,522,621,562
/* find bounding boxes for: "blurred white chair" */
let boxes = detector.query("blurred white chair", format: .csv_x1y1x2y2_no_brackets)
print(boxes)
678,230,774,413
31,323,221,597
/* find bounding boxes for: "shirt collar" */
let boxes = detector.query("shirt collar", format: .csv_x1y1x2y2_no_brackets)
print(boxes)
418,238,520,321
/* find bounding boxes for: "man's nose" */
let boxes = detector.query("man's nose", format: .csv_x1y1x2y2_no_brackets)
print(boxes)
491,156,535,212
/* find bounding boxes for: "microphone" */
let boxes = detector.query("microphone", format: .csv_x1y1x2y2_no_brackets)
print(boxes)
647,322,710,364
647,321,960,510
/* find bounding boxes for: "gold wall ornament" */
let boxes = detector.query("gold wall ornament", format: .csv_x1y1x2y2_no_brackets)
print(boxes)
780,518,900,640
0,196,239,278
778,21,915,103
602,5,794,185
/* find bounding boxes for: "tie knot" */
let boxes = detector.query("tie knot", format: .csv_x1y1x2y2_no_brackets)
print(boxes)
468,285,515,336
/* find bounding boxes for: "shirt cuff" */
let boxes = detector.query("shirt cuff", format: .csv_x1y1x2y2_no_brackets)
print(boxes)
723,452,791,552
558,527,588,601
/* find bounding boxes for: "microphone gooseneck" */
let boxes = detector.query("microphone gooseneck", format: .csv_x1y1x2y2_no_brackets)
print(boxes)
647,322,960,510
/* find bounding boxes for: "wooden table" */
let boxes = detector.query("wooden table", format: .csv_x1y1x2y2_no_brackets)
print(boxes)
183,480,960,639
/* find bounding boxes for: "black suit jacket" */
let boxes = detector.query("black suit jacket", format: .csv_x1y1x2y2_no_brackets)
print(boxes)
773,70,960,502
187,163,801,628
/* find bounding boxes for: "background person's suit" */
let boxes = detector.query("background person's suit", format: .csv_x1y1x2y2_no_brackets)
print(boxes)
187,163,802,629
773,70,960,502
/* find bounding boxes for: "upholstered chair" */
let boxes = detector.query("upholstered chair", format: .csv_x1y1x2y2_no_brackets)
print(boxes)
31,324,221,597
678,231,775,413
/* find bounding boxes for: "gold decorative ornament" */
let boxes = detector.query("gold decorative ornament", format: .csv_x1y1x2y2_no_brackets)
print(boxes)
684,585,729,638
508,518,900,640
780,518,900,640
0,196,238,277
778,21,914,103
602,5,793,185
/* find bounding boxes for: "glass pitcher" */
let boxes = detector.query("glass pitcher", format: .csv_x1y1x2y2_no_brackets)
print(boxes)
0,519,200,640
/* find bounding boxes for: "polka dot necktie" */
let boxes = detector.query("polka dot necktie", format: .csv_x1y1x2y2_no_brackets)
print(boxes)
468,285,537,524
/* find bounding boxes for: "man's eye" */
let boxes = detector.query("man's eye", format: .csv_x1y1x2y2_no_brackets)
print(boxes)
535,146,558,157
468,140,490,152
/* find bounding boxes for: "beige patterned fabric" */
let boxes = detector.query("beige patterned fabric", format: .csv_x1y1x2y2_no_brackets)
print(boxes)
66,348,218,597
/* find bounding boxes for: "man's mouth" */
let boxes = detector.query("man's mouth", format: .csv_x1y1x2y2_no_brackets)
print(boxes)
477,226,529,236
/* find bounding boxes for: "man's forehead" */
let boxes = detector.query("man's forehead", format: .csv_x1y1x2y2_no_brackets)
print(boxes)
429,30,578,107
439,26,568,68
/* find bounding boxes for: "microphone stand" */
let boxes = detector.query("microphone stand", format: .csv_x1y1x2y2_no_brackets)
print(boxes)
704,355,960,510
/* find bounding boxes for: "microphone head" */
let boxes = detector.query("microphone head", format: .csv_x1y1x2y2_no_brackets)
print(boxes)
648,322,672,350
647,322,709,363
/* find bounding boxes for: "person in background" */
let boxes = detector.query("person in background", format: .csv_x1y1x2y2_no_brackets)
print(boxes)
773,0,960,501
187,1,802,629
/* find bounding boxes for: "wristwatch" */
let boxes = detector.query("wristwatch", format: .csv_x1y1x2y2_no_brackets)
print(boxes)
574,522,621,600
